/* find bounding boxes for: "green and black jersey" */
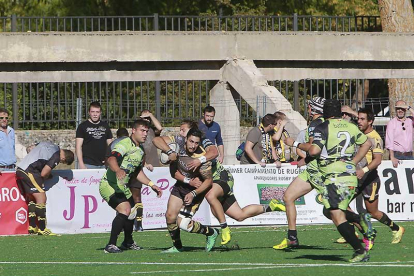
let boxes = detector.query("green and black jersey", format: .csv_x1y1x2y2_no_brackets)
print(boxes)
305,117,325,144
103,137,145,187
312,118,367,183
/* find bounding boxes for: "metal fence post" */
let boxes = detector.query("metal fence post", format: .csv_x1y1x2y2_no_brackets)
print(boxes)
155,81,161,120
294,81,299,111
11,14,17,32
293,13,298,31
153,13,159,31
12,83,18,129
75,98,83,169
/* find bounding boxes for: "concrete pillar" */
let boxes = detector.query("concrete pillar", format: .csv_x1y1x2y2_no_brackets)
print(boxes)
221,58,307,137
209,81,240,165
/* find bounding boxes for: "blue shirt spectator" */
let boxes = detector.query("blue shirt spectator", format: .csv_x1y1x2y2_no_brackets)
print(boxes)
198,105,224,163
0,108,16,170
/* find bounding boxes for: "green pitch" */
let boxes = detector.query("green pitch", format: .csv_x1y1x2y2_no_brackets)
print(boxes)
0,222,412,276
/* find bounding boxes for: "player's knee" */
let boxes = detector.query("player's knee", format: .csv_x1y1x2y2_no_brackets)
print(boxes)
165,211,176,223
178,215,193,232
205,191,220,204
283,193,293,204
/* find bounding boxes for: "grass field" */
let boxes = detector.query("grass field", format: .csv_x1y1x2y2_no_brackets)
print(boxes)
0,222,412,276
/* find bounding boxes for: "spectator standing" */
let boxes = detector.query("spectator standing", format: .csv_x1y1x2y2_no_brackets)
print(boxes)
198,106,224,163
140,110,163,168
271,111,291,162
16,142,74,235
0,108,16,171
240,114,279,167
76,101,113,169
385,100,414,167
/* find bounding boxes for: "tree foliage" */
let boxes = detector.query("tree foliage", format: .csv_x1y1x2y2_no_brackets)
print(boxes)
0,0,381,17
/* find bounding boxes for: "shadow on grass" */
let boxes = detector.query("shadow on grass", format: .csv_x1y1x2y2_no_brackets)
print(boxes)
292,254,346,262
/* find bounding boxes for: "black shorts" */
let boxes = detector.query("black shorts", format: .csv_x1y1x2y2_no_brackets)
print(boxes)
355,176,381,203
108,193,135,210
214,170,237,212
126,167,143,189
171,182,206,217
16,169,44,194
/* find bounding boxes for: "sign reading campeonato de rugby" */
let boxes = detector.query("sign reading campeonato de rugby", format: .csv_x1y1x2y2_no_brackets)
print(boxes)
0,172,28,235
1,161,413,235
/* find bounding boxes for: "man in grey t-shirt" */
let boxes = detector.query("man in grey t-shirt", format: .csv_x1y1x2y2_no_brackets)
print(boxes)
240,114,278,167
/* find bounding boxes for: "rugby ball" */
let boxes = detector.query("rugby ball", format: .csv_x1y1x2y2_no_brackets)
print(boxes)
160,142,179,165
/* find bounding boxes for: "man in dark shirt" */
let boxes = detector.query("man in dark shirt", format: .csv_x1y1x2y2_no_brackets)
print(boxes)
76,101,113,169
198,106,224,163
16,142,74,236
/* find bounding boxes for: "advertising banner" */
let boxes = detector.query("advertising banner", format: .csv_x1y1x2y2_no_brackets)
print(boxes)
45,168,212,234
378,161,414,220
0,172,29,235
1,160,413,235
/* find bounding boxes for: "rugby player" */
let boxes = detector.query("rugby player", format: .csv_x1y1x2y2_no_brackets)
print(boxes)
100,119,163,253
16,142,74,236
273,97,326,249
309,99,371,262
153,128,219,253
334,107,405,249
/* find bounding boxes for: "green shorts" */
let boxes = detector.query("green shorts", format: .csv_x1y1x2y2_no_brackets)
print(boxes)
99,177,132,203
297,160,324,194
321,175,357,211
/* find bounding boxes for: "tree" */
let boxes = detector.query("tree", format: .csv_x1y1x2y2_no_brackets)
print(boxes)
378,0,414,115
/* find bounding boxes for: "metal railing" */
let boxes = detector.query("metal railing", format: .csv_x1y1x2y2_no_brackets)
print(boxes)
0,79,390,130
0,14,381,32
0,80,258,130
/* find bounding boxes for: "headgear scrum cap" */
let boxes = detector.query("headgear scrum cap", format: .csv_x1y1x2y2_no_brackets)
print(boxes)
308,96,326,115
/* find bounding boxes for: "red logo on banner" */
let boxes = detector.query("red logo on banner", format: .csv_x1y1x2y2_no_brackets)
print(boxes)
0,172,28,235
16,207,27,224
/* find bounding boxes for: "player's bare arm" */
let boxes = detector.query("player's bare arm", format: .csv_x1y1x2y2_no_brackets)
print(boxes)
136,170,162,197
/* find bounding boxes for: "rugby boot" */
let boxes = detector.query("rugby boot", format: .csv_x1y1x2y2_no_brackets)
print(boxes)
206,228,219,252
349,250,370,263
104,244,122,253
120,241,142,250
269,199,286,212
221,226,232,245
161,246,183,253
391,226,405,244
37,228,59,236
273,238,299,250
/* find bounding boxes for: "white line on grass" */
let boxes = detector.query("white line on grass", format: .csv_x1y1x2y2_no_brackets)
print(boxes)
1,261,414,267
130,263,414,274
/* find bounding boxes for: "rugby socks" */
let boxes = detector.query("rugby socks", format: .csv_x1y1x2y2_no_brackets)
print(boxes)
190,221,215,236
167,223,183,249
28,201,37,228
288,229,298,241
220,222,228,229
109,213,128,246
337,222,365,254
35,203,46,231
135,203,144,229
123,219,134,245
379,213,400,231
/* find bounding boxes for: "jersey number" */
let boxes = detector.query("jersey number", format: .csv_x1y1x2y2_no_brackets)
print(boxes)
337,131,352,157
